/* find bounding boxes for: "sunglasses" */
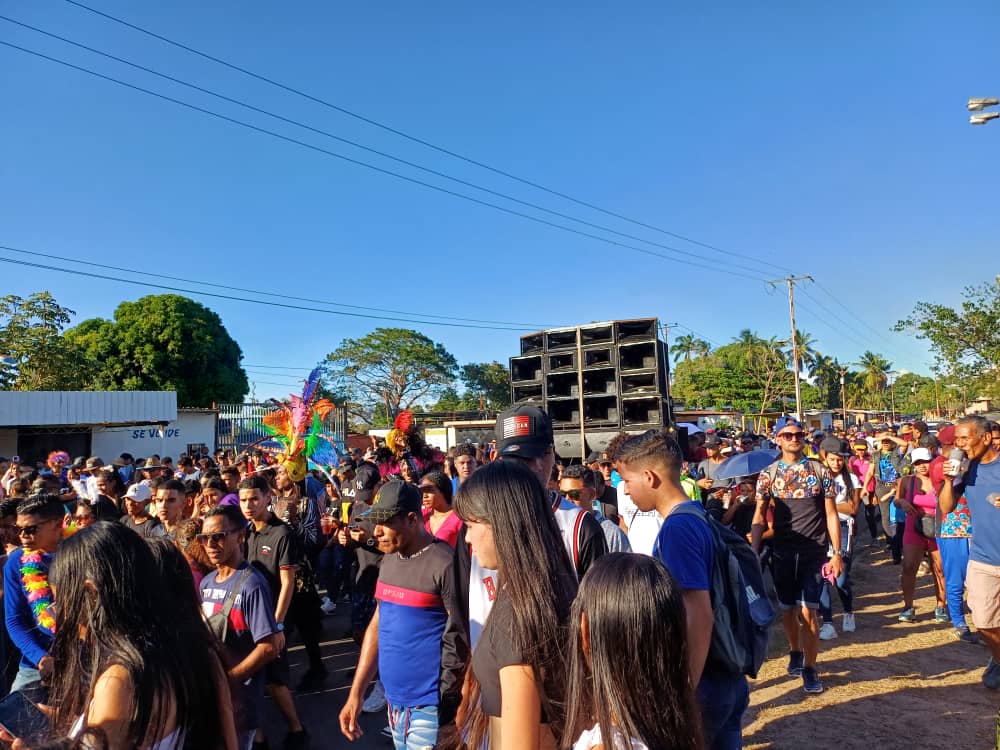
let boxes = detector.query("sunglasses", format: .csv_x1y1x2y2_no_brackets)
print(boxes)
418,485,437,493
16,521,55,536
777,432,806,441
196,529,237,545
563,489,585,500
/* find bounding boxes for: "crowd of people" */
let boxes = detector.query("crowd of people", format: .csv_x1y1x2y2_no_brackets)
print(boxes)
0,407,996,750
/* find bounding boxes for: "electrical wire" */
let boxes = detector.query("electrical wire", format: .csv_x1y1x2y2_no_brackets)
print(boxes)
796,286,910,362
60,0,795,275
811,278,904,347
0,254,539,331
1,15,784,281
0,40,772,284
0,243,554,329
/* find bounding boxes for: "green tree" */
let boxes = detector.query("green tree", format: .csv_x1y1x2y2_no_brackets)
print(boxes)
895,280,1000,400
66,294,248,407
857,351,892,409
460,361,511,411
323,328,459,420
0,292,92,390
786,329,819,376
670,334,711,363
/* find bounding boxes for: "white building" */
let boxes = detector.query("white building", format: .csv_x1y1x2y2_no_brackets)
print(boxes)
0,391,217,465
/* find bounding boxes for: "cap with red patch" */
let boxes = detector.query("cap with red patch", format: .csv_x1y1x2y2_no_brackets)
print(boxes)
495,405,554,459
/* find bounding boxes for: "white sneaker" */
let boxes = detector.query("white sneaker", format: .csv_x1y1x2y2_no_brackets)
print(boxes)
819,622,838,641
918,560,931,575
320,596,337,614
362,680,387,713
842,613,856,632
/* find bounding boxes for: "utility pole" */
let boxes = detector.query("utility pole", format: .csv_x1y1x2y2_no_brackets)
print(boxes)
768,275,813,422
839,367,848,427
660,321,678,404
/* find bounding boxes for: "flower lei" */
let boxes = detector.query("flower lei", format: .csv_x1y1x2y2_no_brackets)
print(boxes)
20,550,56,634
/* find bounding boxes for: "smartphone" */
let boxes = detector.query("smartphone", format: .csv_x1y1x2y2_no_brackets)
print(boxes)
0,690,49,740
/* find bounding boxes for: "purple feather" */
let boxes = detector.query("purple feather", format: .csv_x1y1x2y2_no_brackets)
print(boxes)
301,366,323,406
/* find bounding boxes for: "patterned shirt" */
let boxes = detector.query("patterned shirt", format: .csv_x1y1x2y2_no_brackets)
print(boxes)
756,457,836,554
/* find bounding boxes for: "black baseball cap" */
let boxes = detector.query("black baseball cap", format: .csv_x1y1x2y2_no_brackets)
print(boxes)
495,404,553,459
361,480,422,523
704,434,722,448
585,450,602,464
354,462,381,503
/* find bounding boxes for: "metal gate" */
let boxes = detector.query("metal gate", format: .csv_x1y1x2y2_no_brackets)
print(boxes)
215,402,348,456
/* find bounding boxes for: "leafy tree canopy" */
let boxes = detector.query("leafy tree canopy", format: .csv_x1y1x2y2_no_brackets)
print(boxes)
66,294,248,407
0,292,91,390
323,328,459,423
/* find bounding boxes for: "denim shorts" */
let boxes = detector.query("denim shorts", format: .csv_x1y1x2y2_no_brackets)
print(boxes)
772,548,826,610
387,703,438,750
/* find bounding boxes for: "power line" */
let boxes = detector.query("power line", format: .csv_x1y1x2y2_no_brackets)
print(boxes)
810,278,902,346
0,243,554,329
0,40,771,284
1,15,783,281
0,254,539,331
243,363,320,371
60,0,794,276
796,285,909,361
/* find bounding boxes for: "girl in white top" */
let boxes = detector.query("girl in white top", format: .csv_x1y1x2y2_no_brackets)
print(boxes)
563,553,703,750
10,523,237,750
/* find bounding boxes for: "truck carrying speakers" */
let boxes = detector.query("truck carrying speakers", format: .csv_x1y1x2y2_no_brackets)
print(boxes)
509,318,673,453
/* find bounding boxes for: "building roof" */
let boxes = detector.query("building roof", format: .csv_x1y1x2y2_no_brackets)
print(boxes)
0,391,177,428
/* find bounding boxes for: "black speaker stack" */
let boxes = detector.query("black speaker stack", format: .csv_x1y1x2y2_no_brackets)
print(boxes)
509,318,673,441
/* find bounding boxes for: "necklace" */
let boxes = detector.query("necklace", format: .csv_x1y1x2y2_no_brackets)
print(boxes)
20,549,56,634
398,540,436,560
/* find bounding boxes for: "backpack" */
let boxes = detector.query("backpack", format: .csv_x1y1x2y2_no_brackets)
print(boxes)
670,503,775,679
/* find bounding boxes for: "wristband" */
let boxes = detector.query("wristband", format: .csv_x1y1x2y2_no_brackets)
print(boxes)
275,622,285,632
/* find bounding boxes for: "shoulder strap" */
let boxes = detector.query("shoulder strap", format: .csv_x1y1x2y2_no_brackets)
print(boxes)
221,567,253,619
571,511,585,568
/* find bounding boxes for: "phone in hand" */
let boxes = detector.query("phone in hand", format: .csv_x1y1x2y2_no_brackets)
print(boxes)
0,690,49,741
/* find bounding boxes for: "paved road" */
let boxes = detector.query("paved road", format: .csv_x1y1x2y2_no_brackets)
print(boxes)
259,603,392,750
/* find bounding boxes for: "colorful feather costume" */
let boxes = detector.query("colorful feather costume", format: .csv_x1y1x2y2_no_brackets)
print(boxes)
259,367,341,482
376,410,444,479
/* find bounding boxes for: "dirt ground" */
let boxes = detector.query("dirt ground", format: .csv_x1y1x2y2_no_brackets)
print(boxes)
743,542,999,750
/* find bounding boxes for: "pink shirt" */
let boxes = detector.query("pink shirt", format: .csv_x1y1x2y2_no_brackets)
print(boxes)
423,509,462,548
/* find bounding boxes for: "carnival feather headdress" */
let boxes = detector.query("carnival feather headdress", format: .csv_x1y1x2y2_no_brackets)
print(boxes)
260,367,340,481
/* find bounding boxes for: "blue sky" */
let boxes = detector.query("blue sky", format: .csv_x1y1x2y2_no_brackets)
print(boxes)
2,0,998,400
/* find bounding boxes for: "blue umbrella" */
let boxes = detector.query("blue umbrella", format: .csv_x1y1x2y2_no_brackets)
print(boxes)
712,449,779,481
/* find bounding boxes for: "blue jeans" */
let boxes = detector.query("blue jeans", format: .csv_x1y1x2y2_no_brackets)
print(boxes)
387,703,438,750
10,665,41,693
697,672,749,750
937,536,971,630
820,519,854,622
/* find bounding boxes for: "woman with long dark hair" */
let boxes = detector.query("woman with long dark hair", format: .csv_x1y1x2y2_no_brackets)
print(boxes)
453,459,578,750
419,470,462,548
40,521,237,749
564,553,702,750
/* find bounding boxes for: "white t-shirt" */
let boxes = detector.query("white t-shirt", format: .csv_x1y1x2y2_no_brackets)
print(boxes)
616,482,662,556
573,724,649,750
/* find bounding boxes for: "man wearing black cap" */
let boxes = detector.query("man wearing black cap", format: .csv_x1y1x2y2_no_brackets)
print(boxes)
339,482,466,749
696,435,729,520
455,404,607,650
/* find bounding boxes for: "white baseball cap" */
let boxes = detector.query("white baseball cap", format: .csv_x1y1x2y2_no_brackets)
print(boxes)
909,448,933,464
124,483,152,503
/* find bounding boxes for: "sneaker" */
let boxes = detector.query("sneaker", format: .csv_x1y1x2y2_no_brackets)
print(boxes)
362,680,387,713
819,622,838,641
283,729,309,750
983,657,1000,690
934,606,949,624
320,596,337,615
842,613,856,632
802,667,824,694
787,650,805,676
918,560,931,575
897,607,916,623
955,627,981,645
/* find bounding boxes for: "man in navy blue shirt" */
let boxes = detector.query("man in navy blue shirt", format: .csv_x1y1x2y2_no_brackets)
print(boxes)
615,429,748,750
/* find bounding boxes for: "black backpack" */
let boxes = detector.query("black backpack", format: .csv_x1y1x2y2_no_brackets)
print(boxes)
670,503,775,678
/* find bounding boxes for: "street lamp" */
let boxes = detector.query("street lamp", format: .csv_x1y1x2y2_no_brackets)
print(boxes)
968,97,999,125
968,97,1000,111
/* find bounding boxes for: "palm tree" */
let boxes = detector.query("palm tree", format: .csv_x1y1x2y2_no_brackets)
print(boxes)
671,333,698,363
811,354,842,409
785,329,819,376
857,351,892,409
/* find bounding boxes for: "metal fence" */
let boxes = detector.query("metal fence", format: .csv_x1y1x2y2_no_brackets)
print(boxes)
215,402,348,455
